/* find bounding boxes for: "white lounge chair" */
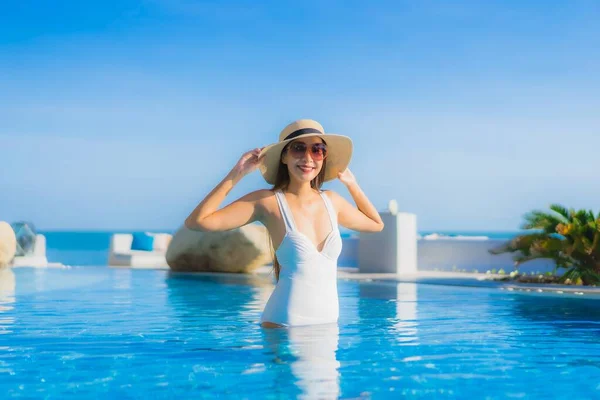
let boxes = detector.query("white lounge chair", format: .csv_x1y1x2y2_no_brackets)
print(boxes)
108,233,172,269
11,234,49,267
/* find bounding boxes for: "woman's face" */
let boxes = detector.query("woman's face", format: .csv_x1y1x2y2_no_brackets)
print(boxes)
281,137,327,183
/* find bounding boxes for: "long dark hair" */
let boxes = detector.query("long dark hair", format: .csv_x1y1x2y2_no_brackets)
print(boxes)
270,140,327,281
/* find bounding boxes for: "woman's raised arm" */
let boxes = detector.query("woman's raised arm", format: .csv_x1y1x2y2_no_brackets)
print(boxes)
327,168,384,233
184,148,267,232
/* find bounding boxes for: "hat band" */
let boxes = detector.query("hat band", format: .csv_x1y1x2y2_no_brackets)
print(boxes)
284,128,322,141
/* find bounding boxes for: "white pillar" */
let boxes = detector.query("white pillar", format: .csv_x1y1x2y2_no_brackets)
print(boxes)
358,201,417,274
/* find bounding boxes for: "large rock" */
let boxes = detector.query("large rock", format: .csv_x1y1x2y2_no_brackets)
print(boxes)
166,224,273,273
0,222,17,268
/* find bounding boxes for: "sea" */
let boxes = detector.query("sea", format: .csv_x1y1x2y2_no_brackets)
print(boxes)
39,230,525,267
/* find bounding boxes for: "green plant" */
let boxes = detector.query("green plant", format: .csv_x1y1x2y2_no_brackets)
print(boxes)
489,204,600,285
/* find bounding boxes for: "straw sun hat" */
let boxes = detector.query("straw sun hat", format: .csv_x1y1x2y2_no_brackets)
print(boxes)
258,119,353,185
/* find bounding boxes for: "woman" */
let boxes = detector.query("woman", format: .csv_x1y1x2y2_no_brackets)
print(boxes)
185,119,384,328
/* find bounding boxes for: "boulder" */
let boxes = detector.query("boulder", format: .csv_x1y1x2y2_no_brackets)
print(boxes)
0,222,17,268
166,224,273,273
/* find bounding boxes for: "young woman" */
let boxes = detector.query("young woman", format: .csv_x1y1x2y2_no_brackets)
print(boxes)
185,119,384,328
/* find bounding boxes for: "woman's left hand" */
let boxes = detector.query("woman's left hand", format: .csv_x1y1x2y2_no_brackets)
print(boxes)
337,168,357,186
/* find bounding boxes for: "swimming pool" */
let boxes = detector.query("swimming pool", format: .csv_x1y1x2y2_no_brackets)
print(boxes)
1,267,599,399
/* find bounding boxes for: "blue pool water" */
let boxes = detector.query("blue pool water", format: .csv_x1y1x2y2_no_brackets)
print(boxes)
1,267,599,399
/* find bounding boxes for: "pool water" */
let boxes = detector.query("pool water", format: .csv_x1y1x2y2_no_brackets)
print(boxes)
1,267,600,399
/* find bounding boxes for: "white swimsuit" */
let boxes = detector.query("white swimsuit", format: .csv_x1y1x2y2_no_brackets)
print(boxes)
260,189,343,327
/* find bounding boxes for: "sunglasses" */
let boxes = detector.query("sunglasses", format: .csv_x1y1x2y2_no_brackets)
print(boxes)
285,141,328,161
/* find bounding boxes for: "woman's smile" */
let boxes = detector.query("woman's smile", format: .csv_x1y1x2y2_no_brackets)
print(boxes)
297,164,316,174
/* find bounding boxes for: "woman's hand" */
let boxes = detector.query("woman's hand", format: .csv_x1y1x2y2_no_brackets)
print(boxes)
337,167,357,187
230,148,264,180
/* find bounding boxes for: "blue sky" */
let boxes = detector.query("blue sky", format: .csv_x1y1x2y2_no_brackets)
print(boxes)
1,0,599,231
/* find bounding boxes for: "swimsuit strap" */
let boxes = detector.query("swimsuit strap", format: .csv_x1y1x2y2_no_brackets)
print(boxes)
319,190,337,229
274,190,297,233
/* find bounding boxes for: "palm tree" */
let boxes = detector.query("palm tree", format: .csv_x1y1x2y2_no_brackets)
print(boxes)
489,205,600,285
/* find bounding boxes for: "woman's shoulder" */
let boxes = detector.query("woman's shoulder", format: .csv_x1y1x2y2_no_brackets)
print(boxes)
320,188,339,199
239,189,278,220
247,189,279,209
234,189,276,210
245,189,277,201
320,189,341,208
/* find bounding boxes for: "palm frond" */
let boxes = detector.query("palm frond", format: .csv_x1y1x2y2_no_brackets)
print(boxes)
489,233,549,255
587,220,597,231
581,270,600,285
549,204,570,222
559,267,580,283
512,252,571,268
593,231,600,254
581,235,594,253
513,254,543,267
575,209,592,226
521,210,563,233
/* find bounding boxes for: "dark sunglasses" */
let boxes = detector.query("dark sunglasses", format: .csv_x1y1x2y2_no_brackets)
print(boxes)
285,141,328,161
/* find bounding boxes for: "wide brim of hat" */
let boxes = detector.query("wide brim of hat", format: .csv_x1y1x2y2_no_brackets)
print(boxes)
258,133,353,185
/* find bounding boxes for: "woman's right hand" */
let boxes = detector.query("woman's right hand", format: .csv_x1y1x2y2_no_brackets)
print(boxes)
230,147,264,179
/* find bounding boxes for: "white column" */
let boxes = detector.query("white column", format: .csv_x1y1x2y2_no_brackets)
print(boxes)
358,200,417,274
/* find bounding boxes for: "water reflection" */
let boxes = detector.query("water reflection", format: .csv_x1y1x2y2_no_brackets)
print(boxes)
392,283,419,344
112,268,133,309
509,292,600,339
359,281,419,344
262,323,340,399
0,268,15,335
164,272,274,334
